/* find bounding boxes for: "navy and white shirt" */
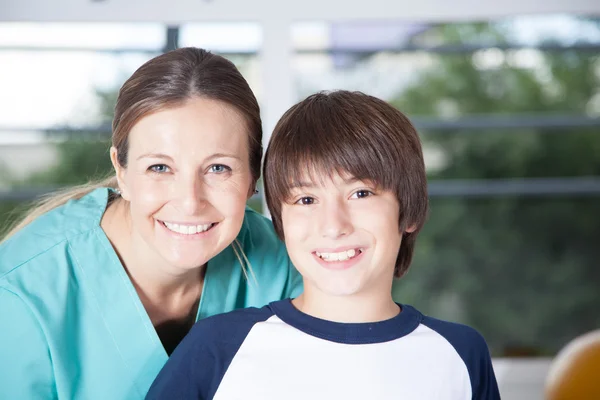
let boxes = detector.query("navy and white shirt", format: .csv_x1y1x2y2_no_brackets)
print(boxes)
147,299,500,400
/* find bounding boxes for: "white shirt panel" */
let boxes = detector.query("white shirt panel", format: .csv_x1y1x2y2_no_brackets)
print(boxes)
213,316,471,400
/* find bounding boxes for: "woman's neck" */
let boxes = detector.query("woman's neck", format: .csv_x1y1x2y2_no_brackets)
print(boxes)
101,198,204,324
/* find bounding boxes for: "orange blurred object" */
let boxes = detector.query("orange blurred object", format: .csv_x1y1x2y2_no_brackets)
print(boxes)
545,330,600,400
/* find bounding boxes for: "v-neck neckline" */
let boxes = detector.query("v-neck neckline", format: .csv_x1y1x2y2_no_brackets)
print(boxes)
97,188,210,352
73,188,215,394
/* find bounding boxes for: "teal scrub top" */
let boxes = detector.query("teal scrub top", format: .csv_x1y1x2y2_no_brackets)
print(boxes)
0,188,302,399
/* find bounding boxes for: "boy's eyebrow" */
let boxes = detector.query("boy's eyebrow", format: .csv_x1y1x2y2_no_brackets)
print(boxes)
343,177,361,184
289,176,361,189
289,181,314,189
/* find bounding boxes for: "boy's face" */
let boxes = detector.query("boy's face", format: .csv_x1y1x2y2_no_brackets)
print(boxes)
281,171,403,299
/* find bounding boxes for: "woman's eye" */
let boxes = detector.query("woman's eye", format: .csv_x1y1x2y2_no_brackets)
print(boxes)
352,190,373,199
149,164,170,174
209,164,231,173
295,197,315,205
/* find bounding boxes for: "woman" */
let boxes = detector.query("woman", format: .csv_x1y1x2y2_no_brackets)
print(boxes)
0,48,302,399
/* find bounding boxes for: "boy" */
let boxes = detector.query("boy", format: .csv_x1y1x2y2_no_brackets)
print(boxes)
146,90,501,399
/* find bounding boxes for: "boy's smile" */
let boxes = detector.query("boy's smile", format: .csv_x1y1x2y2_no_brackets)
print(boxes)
312,246,365,270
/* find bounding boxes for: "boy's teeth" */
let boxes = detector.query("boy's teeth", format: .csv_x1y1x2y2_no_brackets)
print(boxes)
163,222,212,235
315,248,359,262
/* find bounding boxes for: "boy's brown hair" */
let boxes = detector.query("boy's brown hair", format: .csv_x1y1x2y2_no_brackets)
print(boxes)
263,90,428,277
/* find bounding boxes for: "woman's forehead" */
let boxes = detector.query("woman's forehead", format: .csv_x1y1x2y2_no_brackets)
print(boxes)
127,99,249,159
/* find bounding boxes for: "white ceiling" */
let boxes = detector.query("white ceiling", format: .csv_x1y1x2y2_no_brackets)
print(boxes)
1,0,600,23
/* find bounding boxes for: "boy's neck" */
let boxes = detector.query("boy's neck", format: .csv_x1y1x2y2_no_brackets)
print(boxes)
291,289,400,324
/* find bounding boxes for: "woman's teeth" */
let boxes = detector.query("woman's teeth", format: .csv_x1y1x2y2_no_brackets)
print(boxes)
163,221,214,235
315,249,361,262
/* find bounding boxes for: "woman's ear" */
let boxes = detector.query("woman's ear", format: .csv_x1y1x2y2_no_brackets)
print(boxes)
110,147,130,201
247,182,258,200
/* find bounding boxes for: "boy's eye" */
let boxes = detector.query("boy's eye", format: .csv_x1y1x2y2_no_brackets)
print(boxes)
209,164,231,173
295,196,315,205
149,164,170,173
351,190,373,199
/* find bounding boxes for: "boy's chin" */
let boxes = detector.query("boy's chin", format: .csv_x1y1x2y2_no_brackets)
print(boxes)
313,281,366,298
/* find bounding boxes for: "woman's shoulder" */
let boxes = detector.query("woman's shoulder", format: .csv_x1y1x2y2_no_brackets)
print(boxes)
0,188,109,280
235,206,302,296
238,206,286,253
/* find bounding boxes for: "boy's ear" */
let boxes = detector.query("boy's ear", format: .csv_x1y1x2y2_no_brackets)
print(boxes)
404,224,417,233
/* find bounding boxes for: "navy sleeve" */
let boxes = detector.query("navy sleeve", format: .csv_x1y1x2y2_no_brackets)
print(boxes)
146,306,273,400
422,317,501,400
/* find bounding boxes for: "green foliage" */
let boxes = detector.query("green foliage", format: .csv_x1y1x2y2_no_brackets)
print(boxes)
0,88,115,240
391,22,600,355
0,201,25,238
0,139,113,240
24,140,114,186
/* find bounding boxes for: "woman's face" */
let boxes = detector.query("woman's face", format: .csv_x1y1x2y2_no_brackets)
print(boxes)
112,97,253,272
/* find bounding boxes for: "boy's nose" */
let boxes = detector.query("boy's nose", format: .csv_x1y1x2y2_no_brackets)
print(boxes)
319,202,353,239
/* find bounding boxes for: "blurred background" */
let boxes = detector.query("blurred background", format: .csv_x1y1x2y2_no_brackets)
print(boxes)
1,1,599,398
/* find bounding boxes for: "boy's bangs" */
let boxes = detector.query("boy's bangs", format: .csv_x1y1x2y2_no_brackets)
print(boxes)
273,131,395,203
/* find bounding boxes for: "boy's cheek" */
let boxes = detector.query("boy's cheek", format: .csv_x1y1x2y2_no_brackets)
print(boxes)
282,212,312,240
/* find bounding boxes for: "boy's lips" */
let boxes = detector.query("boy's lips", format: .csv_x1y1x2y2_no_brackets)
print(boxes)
312,245,364,253
313,247,363,262
311,246,365,270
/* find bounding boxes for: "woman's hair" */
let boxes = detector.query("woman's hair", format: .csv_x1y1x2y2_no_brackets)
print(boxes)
263,90,429,278
3,48,262,242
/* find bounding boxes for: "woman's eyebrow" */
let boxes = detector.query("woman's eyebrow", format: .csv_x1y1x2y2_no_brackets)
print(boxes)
205,153,242,161
136,152,241,162
136,153,174,161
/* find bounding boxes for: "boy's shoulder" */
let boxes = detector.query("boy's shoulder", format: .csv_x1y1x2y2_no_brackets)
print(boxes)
418,313,490,356
415,312,495,391
414,312,499,398
189,303,277,347
147,303,281,399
